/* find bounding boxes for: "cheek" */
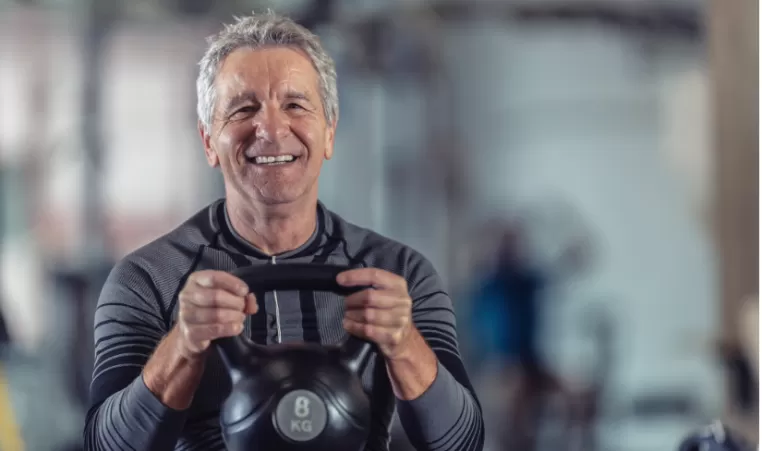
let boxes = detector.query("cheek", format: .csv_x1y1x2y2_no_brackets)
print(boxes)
216,123,251,161
291,120,324,157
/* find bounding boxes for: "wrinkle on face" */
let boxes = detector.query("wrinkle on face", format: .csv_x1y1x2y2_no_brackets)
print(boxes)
204,46,334,205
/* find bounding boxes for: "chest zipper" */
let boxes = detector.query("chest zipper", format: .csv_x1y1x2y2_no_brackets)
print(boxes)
271,256,282,344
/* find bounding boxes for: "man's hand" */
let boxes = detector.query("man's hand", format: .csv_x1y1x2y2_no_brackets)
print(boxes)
337,268,415,360
176,270,258,359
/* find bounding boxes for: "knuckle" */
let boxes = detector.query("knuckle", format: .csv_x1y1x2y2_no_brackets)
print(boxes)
190,289,206,304
362,324,375,337
210,290,228,307
363,309,375,322
178,289,192,304
210,309,224,323
179,305,195,324
364,291,378,305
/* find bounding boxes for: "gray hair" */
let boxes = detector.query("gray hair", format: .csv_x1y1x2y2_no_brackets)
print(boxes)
196,11,338,132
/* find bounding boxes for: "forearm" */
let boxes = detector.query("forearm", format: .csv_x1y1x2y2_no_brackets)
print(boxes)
395,360,483,451
386,328,438,400
388,329,483,451
84,374,190,451
143,326,208,410
85,328,206,451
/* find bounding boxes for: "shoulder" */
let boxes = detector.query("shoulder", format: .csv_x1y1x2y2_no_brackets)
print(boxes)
107,200,222,292
323,207,442,296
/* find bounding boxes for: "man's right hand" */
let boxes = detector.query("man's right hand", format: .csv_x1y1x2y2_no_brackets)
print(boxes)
175,270,258,359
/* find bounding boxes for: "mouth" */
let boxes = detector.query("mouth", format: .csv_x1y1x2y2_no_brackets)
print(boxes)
245,154,298,166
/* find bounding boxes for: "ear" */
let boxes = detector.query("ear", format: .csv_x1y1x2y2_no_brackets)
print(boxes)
324,119,337,160
199,120,219,167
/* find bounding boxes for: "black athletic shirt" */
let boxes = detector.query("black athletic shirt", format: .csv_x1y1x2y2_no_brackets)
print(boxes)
83,199,485,451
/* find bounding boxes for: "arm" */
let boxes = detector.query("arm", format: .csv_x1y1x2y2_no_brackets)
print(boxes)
393,256,485,451
83,260,195,451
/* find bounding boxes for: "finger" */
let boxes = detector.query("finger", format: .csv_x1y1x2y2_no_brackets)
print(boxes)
190,270,249,296
336,268,407,291
180,287,246,310
343,317,373,341
243,293,258,315
344,307,410,328
344,289,410,310
187,322,244,343
180,306,247,326
343,318,400,345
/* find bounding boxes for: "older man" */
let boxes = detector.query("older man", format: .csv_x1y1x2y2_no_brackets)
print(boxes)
83,11,484,451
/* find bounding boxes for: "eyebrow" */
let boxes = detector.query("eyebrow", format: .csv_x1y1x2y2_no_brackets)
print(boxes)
285,90,312,103
225,90,313,111
225,92,259,111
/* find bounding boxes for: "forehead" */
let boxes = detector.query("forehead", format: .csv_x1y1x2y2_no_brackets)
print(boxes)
216,46,320,97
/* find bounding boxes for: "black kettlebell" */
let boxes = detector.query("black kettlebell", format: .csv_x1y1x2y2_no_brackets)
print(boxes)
214,264,374,451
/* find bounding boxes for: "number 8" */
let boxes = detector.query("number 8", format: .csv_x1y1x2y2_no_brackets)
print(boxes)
294,396,310,418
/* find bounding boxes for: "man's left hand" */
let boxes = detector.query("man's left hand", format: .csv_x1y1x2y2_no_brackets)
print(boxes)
337,268,415,360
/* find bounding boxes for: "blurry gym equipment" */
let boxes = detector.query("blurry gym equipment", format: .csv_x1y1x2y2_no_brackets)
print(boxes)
677,421,755,451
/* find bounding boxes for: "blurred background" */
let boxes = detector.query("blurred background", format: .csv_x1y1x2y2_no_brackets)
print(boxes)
0,0,757,450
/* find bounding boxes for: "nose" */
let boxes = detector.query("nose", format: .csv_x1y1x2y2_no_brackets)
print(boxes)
254,103,290,142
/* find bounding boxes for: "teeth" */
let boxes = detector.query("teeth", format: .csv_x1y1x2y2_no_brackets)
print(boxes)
254,155,295,164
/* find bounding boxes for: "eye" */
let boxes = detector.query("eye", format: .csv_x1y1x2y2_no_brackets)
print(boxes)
230,106,258,119
286,102,305,110
237,106,258,114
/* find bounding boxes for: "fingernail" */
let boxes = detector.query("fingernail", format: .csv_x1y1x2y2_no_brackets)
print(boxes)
197,276,212,288
238,285,249,296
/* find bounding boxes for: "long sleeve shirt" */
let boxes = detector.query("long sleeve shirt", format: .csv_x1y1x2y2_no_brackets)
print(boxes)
84,199,485,451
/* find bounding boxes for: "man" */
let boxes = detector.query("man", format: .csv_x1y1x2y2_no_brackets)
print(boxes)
83,11,484,451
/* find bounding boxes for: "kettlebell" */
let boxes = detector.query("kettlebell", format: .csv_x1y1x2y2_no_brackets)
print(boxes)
214,264,374,451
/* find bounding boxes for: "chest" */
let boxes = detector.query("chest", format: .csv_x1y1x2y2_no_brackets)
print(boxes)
244,289,347,346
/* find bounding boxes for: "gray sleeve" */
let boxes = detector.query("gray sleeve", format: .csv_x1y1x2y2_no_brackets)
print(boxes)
396,254,485,451
83,259,188,451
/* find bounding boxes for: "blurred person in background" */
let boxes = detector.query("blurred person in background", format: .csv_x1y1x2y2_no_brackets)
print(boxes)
83,10,484,451
470,217,591,450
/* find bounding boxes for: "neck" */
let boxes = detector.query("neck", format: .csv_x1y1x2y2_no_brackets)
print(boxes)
226,193,318,256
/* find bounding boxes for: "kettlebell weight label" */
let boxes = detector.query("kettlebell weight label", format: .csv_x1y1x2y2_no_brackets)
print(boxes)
275,390,327,442
291,419,312,432
294,396,310,418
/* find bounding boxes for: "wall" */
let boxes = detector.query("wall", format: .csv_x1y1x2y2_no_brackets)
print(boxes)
439,20,720,448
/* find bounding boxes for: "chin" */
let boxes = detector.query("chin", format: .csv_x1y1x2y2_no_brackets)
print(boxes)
252,186,308,206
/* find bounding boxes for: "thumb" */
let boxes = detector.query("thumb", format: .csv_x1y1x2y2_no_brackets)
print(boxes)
244,293,258,315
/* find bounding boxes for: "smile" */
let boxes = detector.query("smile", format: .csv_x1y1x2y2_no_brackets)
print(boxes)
246,155,297,165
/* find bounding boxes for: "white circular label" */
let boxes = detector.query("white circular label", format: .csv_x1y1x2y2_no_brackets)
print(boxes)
274,389,327,442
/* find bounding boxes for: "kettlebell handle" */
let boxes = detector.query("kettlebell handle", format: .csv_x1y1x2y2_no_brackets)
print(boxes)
214,264,374,375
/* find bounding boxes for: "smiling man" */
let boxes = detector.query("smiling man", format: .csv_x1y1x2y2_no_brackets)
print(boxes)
83,11,484,451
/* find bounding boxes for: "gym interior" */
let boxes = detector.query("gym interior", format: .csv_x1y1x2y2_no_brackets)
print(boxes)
0,0,757,450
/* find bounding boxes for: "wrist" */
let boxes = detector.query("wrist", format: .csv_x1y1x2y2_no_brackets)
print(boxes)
385,327,422,363
168,325,210,364
384,328,438,400
143,328,208,410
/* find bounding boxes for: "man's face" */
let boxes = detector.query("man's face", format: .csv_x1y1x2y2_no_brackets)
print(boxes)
201,46,335,206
